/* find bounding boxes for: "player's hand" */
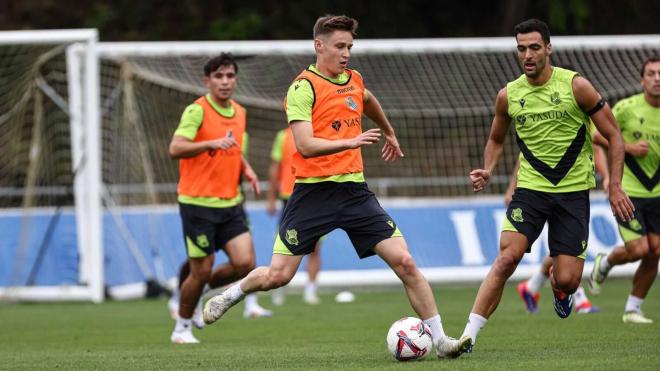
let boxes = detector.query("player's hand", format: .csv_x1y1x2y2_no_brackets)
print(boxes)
626,140,649,157
209,133,238,151
382,132,404,162
469,169,491,192
608,183,634,222
243,165,260,195
349,128,381,149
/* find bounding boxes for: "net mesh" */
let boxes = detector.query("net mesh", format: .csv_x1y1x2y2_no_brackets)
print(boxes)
97,44,660,201
0,42,80,292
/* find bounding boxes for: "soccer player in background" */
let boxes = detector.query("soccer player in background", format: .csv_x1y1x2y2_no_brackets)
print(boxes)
168,53,267,344
589,56,660,324
464,18,634,351
267,127,322,305
204,14,471,358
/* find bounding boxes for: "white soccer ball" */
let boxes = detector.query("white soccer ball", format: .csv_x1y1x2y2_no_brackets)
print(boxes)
386,317,433,361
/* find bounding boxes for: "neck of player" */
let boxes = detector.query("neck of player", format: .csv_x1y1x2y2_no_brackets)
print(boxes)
210,94,232,108
527,65,553,86
316,61,342,79
644,91,660,108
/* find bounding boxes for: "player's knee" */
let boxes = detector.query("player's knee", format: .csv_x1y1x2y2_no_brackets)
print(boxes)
647,241,660,258
266,270,293,289
392,253,418,278
628,239,650,261
231,256,256,278
493,253,519,277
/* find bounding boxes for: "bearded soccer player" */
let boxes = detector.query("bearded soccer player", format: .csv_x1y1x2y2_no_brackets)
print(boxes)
589,56,660,324
462,18,634,351
203,14,471,358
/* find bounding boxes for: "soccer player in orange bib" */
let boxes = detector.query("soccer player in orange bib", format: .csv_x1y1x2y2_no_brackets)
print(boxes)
204,14,471,358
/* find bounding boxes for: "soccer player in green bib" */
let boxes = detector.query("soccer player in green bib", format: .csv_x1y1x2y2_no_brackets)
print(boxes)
462,19,635,351
589,56,660,324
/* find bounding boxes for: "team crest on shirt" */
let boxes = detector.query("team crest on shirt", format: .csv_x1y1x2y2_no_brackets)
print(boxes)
511,208,524,223
629,219,642,231
285,229,299,246
331,120,342,132
345,96,358,111
633,131,643,140
516,115,527,126
196,234,210,248
550,92,561,105
387,220,394,229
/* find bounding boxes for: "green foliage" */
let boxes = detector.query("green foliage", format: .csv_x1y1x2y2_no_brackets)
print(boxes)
2,0,659,40
0,279,657,369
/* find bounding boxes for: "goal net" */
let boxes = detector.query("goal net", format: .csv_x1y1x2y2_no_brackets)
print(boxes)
0,30,103,302
96,36,660,200
2,34,658,300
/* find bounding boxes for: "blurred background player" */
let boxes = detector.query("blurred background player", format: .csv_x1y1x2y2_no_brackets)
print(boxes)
589,56,660,324
512,63,607,315
168,53,266,344
268,127,322,305
204,14,471,358
464,19,633,350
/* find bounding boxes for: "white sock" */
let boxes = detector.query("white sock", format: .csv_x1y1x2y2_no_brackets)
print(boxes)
171,286,180,301
304,282,317,297
526,271,548,294
227,281,246,302
422,314,446,346
175,317,192,332
462,313,487,344
244,293,258,310
600,256,611,272
573,286,588,306
624,295,644,313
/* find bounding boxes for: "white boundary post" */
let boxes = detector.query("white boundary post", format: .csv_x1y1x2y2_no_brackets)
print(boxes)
82,32,103,303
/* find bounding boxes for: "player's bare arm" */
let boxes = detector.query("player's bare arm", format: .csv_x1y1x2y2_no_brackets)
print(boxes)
289,119,380,158
592,124,649,157
471,87,511,192
169,133,237,158
572,76,634,221
363,89,404,162
241,155,260,195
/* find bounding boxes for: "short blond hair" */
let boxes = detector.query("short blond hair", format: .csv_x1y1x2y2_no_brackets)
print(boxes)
313,15,358,39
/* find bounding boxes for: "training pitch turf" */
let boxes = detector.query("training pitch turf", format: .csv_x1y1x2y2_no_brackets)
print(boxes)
0,279,658,370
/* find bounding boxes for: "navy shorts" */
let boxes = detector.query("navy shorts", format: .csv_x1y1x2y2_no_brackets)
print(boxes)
503,188,590,258
274,182,402,258
179,203,250,258
616,196,660,242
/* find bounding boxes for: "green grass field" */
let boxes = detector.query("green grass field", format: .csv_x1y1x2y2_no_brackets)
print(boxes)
1,279,658,370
